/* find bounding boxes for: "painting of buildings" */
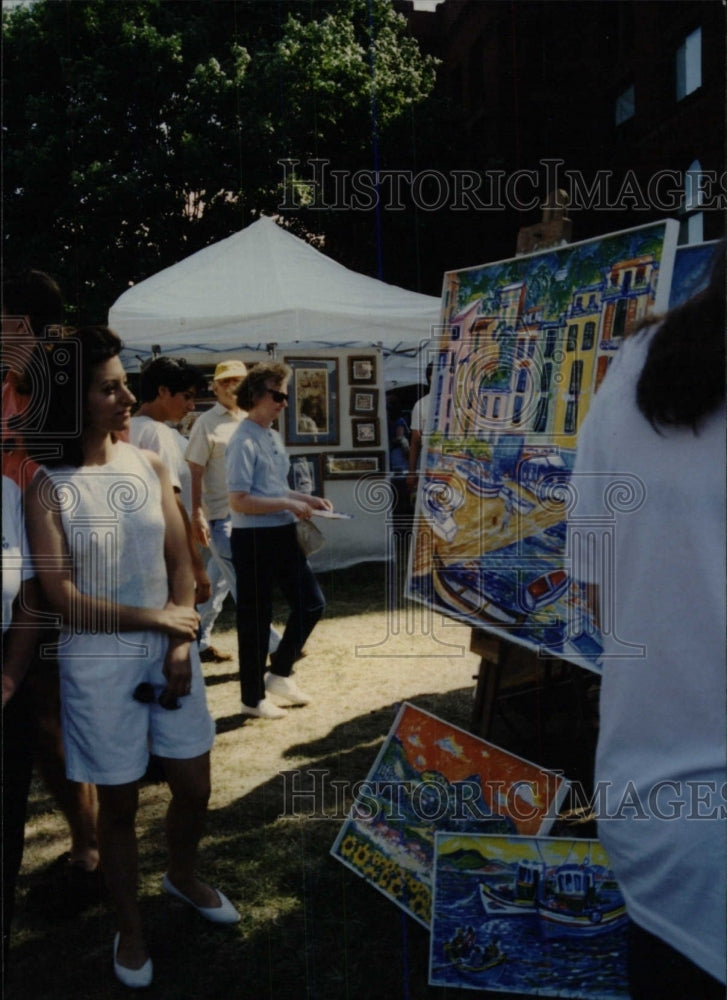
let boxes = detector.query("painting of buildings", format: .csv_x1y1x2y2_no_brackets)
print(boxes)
429,832,628,997
330,703,569,927
406,221,678,671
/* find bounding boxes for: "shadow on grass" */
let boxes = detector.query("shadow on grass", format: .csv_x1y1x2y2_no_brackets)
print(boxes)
8,684,592,1000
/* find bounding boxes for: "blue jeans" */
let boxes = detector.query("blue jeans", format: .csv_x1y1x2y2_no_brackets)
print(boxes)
231,523,325,708
207,517,237,598
202,517,281,655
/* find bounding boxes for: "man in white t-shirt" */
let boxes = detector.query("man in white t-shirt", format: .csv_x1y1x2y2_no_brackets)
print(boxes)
407,362,433,499
129,356,212,611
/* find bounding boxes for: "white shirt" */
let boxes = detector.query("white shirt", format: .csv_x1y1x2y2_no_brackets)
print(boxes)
2,476,33,634
184,403,243,521
129,415,184,494
569,328,726,983
409,392,430,436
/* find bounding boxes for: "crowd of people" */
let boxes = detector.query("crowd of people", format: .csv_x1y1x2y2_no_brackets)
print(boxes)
2,250,725,999
1,271,330,987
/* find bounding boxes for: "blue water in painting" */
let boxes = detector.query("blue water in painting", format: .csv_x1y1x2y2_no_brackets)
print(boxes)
431,867,628,998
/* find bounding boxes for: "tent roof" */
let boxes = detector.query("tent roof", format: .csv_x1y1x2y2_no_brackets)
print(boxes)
108,217,441,367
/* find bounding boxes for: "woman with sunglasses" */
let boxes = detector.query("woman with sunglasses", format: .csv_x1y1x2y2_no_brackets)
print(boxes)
25,326,238,989
227,362,332,719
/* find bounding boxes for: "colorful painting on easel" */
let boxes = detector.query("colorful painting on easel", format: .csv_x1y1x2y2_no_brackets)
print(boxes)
430,832,628,997
330,702,569,926
668,239,718,308
406,221,678,672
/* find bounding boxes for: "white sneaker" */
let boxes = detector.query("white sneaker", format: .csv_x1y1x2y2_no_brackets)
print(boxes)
264,672,312,706
241,697,288,720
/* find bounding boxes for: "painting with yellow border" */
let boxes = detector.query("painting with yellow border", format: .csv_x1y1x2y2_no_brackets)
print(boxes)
330,702,569,927
430,832,628,996
406,221,678,672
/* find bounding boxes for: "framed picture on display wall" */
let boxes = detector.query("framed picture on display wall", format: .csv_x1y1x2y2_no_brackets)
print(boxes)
348,355,376,384
287,453,324,498
352,417,380,447
349,388,379,416
323,451,384,479
283,357,339,446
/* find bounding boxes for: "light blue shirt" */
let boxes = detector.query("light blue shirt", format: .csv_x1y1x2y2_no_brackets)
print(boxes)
226,418,294,528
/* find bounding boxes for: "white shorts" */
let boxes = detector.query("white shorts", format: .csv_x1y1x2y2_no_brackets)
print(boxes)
58,630,215,785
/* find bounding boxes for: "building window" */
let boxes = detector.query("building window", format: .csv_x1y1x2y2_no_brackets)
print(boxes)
534,397,548,433
615,84,635,125
569,360,583,396
676,27,702,101
540,362,552,393
613,299,628,338
565,399,578,434
582,322,596,351
513,396,523,425
544,328,557,358
527,339,536,358
681,159,705,244
566,324,578,351
516,369,528,393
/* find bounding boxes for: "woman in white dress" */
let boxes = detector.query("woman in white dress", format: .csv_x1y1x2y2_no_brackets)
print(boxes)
25,327,238,989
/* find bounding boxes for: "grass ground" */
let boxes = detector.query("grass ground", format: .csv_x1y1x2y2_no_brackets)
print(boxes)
5,559,598,1000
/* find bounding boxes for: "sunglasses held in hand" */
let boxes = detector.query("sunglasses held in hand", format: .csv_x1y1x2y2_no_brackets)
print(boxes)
133,682,181,711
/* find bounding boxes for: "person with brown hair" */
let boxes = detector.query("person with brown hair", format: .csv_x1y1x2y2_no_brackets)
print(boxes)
570,244,725,999
2,269,101,921
227,361,331,719
25,326,238,989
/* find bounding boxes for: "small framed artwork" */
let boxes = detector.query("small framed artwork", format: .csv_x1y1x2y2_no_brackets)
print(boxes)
349,387,379,416
352,417,380,447
323,451,385,480
287,453,324,498
348,355,376,385
283,357,339,446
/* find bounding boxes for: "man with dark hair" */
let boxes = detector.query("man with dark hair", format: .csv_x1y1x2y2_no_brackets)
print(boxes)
2,269,101,941
129,356,212,605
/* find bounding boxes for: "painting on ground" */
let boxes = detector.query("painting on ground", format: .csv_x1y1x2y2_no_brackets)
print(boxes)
406,221,678,672
330,702,569,927
430,832,628,997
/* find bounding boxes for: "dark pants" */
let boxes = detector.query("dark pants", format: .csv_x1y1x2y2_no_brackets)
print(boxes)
231,523,325,708
2,679,35,961
627,920,724,1000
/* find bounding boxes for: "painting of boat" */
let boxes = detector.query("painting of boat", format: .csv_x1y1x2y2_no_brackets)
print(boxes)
478,858,542,916
430,832,629,997
407,221,679,674
537,862,628,938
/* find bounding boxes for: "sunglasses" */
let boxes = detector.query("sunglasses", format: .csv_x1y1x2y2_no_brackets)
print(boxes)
133,682,181,711
266,388,289,404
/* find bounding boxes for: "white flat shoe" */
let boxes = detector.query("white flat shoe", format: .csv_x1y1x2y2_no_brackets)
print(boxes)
162,873,240,924
113,933,153,989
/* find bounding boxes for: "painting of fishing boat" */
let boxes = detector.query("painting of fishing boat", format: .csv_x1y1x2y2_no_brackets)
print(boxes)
430,832,628,997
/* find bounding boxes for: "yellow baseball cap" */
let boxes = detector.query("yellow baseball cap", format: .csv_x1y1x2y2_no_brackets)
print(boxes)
213,360,247,381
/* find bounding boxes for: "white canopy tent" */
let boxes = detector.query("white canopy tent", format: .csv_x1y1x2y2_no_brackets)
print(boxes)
109,216,442,569
109,216,441,387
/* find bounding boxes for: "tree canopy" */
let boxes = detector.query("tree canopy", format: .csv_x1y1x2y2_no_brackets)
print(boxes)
3,0,440,322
